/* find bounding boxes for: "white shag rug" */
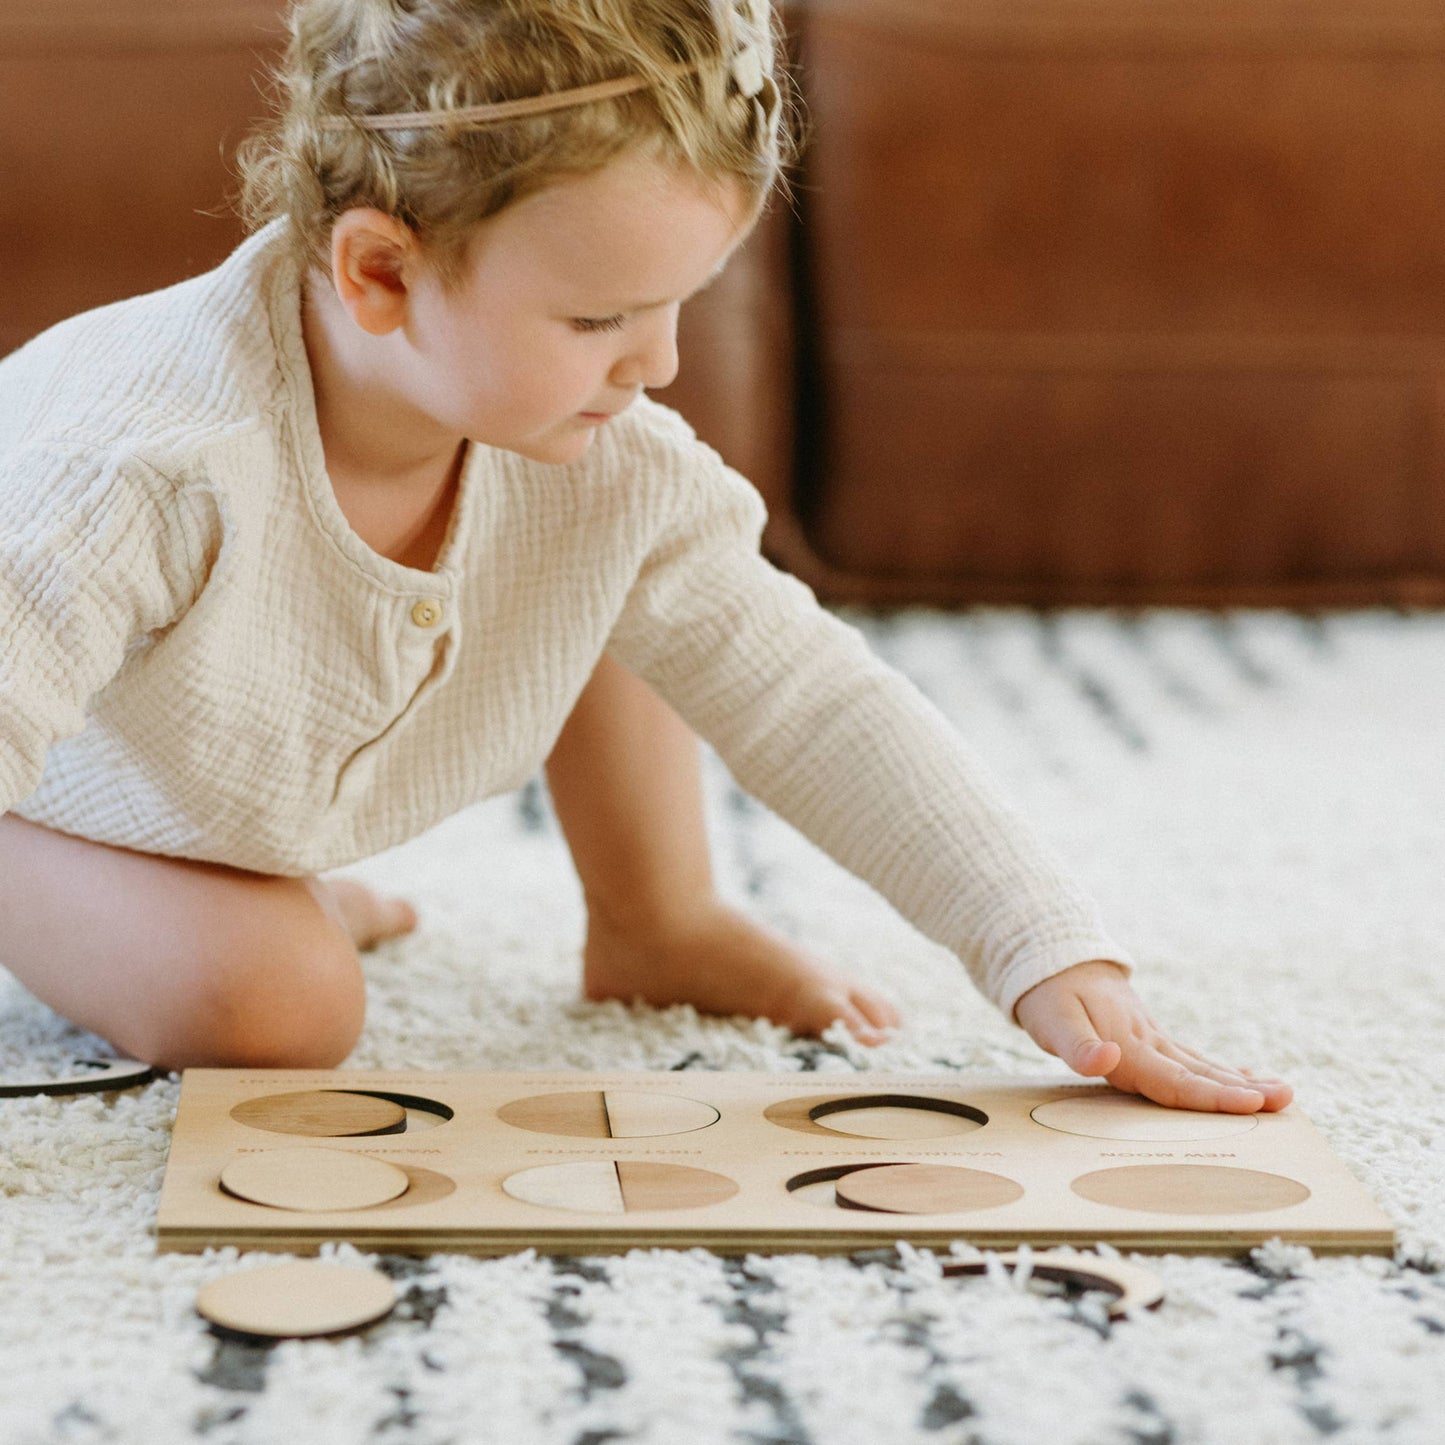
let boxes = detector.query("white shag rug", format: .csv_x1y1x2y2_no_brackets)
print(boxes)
3,609,1444,1445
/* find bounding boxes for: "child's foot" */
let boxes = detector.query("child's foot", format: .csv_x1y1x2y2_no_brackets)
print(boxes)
322,879,419,951
582,899,900,1044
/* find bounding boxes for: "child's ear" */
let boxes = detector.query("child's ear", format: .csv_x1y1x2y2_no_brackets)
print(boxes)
328,209,419,336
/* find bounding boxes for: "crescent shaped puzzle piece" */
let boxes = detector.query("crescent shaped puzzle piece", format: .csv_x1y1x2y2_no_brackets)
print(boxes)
0,1058,156,1098
941,1251,1166,1319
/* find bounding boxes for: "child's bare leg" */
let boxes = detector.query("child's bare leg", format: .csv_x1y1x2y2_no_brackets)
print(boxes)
0,815,414,1069
545,655,899,1044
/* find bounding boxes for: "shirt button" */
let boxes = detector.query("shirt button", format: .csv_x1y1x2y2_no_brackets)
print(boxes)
410,598,443,628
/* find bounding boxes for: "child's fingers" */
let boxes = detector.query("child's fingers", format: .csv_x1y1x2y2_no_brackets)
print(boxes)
1023,991,1122,1077
1072,1037,1124,1076
1161,1042,1294,1111
1158,1040,1267,1091
1070,992,1275,1112
1118,1048,1267,1113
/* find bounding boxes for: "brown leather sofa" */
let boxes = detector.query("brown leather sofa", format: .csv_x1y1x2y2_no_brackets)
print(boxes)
7,0,1445,606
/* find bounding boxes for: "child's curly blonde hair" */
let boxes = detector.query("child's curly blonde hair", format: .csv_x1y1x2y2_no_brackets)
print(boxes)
237,0,796,284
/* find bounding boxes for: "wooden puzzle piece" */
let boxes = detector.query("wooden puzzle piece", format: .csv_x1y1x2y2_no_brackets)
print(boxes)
496,1090,719,1138
196,1261,396,1338
230,1091,407,1137
809,1096,986,1140
219,1146,411,1212
940,1252,1166,1318
501,1159,739,1213
835,1163,1026,1214
0,1058,155,1098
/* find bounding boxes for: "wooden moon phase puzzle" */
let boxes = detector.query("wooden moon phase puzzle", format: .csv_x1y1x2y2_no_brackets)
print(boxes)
155,1070,1395,1256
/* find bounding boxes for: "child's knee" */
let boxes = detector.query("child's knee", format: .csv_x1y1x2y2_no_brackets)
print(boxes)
147,921,367,1070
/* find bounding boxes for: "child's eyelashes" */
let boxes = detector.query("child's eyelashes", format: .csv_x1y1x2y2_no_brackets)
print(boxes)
571,314,628,334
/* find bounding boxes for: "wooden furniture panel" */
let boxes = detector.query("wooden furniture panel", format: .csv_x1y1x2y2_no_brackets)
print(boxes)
0,1,287,358
790,0,1445,604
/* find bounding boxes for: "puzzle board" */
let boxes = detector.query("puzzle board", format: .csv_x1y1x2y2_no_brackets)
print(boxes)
155,1070,1396,1256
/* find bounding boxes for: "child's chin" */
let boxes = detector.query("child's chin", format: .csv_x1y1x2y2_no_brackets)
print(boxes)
507,429,597,466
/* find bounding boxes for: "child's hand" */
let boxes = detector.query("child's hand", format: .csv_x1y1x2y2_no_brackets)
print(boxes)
1013,960,1293,1114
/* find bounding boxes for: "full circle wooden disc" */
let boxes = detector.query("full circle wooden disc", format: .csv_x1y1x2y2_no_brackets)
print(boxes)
219,1147,411,1212
1031,1092,1259,1142
496,1091,719,1139
196,1261,396,1338
1071,1164,1311,1215
501,1160,738,1214
230,1091,407,1138
835,1163,1024,1215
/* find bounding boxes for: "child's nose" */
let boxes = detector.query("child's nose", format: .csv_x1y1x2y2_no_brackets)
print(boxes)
611,306,680,391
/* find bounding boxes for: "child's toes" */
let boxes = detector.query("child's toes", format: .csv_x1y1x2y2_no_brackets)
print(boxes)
381,897,419,939
327,880,419,950
824,989,895,1046
852,986,900,1036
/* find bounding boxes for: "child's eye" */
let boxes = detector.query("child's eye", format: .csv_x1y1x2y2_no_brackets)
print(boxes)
571,314,627,334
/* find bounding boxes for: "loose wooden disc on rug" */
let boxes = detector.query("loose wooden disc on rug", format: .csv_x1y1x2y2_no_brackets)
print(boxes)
0,1057,156,1098
941,1252,1165,1319
1071,1164,1311,1215
835,1163,1025,1215
230,1091,407,1137
219,1147,411,1212
1030,1092,1259,1142
196,1261,396,1338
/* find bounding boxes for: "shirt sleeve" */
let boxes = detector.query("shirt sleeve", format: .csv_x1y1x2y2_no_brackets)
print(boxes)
606,433,1131,1020
0,442,212,813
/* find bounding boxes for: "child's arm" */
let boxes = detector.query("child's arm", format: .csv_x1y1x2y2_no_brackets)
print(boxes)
0,442,208,807
608,409,1293,1111
1015,960,1292,1112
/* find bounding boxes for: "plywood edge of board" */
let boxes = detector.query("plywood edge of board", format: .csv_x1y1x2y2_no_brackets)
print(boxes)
156,1226,1397,1257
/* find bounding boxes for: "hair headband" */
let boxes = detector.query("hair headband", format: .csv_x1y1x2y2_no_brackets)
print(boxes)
317,32,775,135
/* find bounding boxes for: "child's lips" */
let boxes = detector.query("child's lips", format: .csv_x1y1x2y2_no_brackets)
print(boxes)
578,394,637,423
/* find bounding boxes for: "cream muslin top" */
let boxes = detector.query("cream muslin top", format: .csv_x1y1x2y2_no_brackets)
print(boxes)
0,223,1128,1018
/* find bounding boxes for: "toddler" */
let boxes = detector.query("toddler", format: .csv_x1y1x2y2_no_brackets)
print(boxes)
0,0,1290,1114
